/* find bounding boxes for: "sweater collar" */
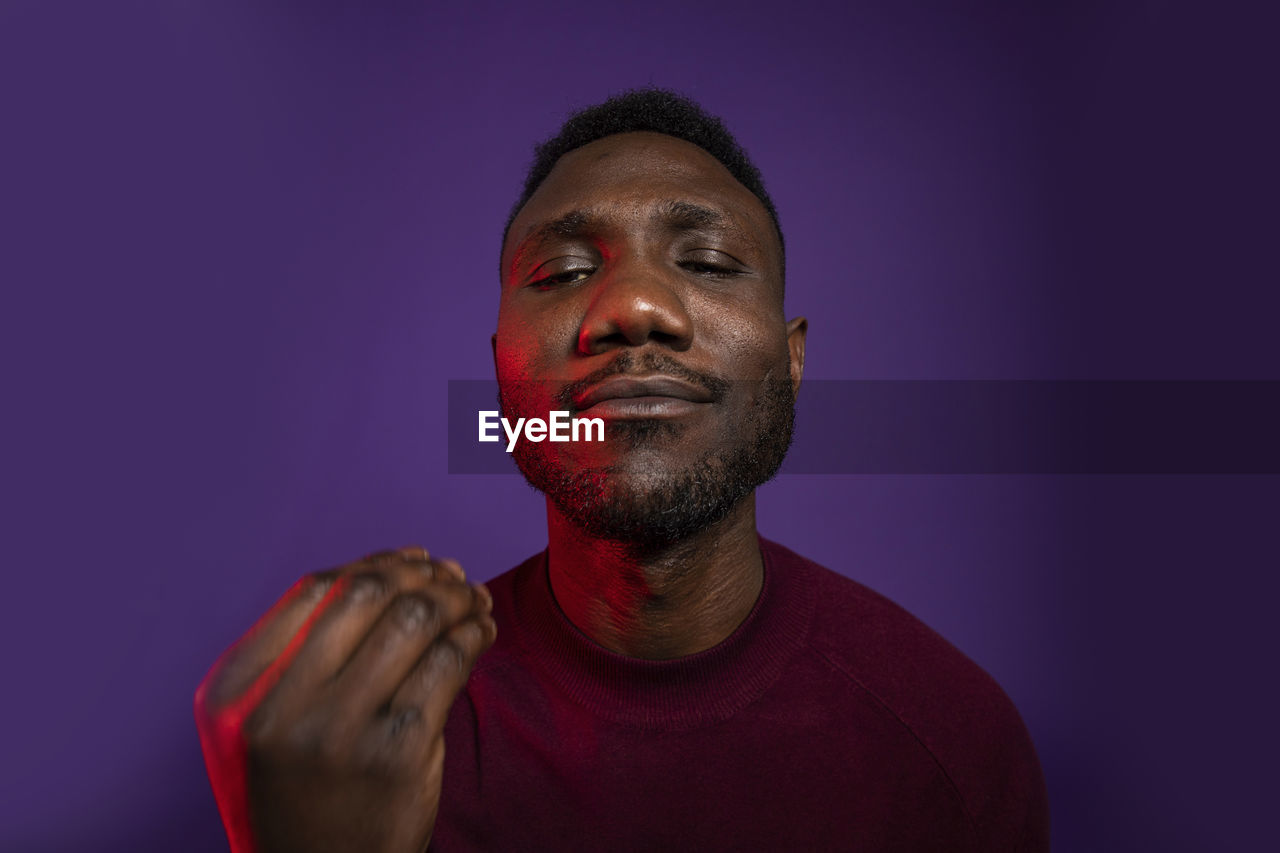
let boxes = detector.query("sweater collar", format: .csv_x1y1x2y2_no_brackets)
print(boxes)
507,536,817,728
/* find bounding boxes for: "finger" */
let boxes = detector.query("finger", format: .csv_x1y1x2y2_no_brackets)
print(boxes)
355,713,447,814
388,608,497,733
328,582,489,723
198,571,336,710
262,573,483,720
221,550,435,684
356,553,469,600
433,556,467,583
197,548,467,711
362,545,425,567
350,546,466,583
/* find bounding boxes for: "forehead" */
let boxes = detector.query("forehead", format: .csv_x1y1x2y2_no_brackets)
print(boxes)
503,132,778,269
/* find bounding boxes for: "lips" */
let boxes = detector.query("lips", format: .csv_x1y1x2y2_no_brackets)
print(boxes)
572,375,717,415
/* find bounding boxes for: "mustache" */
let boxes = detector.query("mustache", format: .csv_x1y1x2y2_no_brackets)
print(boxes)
555,352,730,413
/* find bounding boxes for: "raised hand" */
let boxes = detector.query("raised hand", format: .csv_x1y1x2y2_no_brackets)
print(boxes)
194,547,496,852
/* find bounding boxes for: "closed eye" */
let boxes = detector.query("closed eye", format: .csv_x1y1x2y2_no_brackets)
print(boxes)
530,268,594,290
679,260,742,278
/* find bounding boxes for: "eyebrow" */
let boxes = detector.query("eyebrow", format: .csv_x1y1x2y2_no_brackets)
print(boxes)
510,209,594,275
654,200,727,231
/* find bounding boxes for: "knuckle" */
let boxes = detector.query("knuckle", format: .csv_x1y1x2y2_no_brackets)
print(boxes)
432,637,469,675
457,619,486,651
301,570,338,599
391,593,440,632
360,709,423,772
342,571,390,604
387,706,422,738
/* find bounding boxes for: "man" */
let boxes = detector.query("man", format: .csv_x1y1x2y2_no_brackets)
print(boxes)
196,89,1049,851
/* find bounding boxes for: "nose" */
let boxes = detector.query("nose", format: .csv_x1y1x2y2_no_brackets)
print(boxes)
577,255,694,355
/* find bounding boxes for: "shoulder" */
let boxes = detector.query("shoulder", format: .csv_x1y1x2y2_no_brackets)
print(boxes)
763,538,1050,850
763,537,1024,732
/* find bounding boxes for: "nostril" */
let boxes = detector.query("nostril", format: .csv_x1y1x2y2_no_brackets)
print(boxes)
648,329,686,346
580,328,632,354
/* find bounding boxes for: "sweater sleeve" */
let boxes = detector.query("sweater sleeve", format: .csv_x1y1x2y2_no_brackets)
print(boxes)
802,549,1051,852
957,686,1050,852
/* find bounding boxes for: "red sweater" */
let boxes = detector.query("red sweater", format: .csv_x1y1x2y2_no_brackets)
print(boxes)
433,537,1049,851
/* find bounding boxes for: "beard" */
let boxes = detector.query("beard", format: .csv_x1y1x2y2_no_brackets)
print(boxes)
499,354,796,550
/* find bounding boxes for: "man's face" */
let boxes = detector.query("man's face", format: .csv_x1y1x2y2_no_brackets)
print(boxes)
496,132,806,546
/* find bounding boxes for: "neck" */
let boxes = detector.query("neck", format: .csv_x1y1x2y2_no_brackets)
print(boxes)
544,495,764,660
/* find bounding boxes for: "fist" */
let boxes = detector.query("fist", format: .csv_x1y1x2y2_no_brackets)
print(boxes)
194,547,496,852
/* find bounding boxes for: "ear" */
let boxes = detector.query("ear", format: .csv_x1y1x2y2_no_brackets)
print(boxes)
785,317,807,396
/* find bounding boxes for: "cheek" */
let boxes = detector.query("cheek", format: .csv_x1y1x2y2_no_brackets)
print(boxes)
696,301,789,378
497,298,584,380
494,332,551,421
495,312,574,389
494,334,531,386
494,303,543,382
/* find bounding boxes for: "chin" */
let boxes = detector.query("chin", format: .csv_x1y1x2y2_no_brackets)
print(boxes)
511,369,797,546
515,447,757,548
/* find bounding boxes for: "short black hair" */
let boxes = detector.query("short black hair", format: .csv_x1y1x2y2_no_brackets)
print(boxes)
503,88,785,276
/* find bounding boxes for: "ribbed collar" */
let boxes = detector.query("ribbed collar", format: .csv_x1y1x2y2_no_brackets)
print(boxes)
506,537,817,730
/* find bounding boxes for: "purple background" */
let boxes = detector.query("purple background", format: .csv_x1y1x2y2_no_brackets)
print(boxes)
3,1,1276,850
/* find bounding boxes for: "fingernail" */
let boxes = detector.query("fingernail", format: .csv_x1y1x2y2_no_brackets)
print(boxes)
437,558,466,582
